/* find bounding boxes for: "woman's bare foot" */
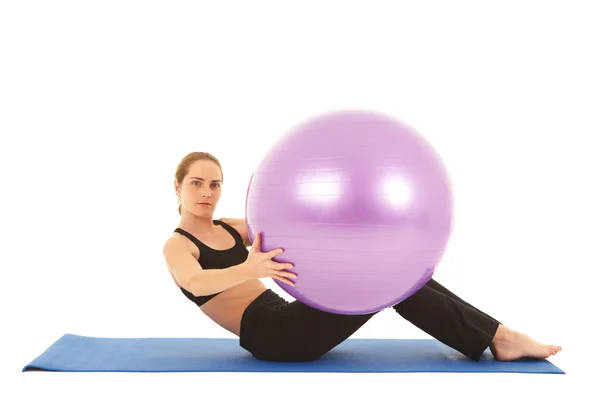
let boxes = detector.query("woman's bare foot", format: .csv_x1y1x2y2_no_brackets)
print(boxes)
489,325,562,361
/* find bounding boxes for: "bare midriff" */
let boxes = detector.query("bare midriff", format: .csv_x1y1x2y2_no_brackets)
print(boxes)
169,268,267,336
198,279,268,336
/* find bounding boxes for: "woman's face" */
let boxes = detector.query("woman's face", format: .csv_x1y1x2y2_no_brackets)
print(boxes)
176,160,223,216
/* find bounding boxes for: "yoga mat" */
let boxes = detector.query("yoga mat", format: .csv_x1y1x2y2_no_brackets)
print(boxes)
22,334,564,374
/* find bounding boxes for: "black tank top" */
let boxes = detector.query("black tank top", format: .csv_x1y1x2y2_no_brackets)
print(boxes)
173,220,249,307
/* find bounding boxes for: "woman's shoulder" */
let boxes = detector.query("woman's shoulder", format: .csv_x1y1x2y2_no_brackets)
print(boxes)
218,218,251,247
164,231,200,259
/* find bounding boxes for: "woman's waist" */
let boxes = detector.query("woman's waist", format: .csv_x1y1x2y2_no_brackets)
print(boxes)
199,280,268,334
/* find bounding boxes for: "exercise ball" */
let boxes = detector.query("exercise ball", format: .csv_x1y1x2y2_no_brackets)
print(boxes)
245,109,453,315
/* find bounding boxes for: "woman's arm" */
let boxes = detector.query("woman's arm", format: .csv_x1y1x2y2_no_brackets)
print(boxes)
163,236,250,296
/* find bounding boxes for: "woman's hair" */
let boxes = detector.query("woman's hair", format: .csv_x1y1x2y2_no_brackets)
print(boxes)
175,152,223,215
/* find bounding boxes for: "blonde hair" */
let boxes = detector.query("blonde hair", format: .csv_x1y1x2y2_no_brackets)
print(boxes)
175,152,223,215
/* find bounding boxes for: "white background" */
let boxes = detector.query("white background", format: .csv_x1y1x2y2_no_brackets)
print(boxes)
1,1,598,399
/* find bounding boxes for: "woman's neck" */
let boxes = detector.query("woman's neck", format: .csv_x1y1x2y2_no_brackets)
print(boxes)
178,211,215,232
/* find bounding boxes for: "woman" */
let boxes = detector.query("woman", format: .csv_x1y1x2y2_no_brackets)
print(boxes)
163,151,562,362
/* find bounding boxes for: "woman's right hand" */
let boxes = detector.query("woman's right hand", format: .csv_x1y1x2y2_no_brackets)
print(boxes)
242,232,297,286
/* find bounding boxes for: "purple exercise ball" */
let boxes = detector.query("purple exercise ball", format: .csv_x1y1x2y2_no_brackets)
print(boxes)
245,109,453,315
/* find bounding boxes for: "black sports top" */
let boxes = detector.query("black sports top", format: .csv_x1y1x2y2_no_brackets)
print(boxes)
173,220,249,307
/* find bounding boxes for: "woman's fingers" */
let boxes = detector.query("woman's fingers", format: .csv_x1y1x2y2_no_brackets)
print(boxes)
276,270,297,279
271,269,297,282
252,233,261,249
270,264,296,277
266,248,284,258
273,275,296,287
268,258,293,270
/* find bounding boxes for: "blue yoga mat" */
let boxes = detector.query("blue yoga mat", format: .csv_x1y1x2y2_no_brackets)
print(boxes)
22,334,564,374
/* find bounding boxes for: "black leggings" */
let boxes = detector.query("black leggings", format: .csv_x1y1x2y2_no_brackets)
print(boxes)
239,279,501,362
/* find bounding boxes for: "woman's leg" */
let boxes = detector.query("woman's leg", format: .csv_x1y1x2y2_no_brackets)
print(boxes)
425,279,501,324
243,282,500,362
393,281,500,361
240,289,377,362
243,282,501,362
275,299,378,362
241,284,560,363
